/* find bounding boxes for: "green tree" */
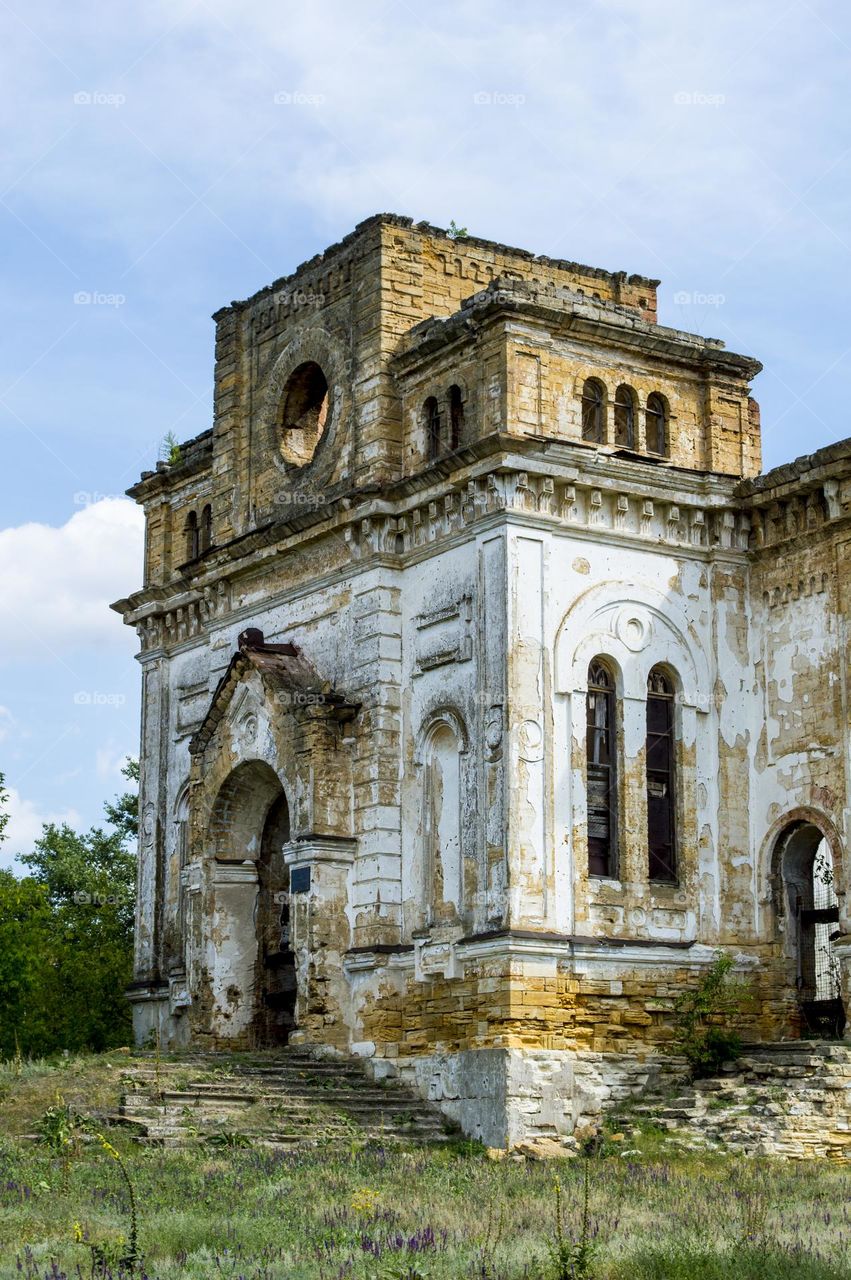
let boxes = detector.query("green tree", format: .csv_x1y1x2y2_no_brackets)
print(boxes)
0,761,138,1058
0,870,55,1056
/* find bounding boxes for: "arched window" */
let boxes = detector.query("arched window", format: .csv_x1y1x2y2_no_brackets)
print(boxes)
614,385,637,449
199,504,212,554
425,396,441,460
586,660,617,877
647,667,677,881
184,510,198,560
448,384,464,450
581,379,605,444
646,393,668,456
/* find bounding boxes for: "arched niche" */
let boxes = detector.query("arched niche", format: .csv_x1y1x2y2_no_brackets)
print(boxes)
414,709,470,930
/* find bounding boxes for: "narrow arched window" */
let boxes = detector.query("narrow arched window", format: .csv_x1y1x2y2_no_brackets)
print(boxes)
646,393,668,455
184,510,198,560
448,384,464,450
647,667,677,881
586,660,617,877
581,379,605,443
425,396,441,460
614,385,636,449
199,504,212,554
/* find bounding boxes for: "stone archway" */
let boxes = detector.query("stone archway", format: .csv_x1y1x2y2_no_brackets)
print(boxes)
206,761,297,1046
773,820,845,1038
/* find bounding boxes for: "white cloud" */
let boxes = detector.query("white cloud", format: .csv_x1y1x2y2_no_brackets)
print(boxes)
2,0,847,283
0,786,82,871
0,706,13,742
0,498,144,663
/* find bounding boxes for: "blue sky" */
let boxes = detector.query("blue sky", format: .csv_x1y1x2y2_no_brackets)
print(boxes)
1,0,850,867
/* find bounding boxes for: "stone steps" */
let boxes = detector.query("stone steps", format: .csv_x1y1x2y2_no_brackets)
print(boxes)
623,1041,851,1161
115,1048,453,1149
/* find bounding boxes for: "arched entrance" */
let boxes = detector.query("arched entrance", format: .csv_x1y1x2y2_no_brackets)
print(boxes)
207,761,297,1046
773,820,845,1038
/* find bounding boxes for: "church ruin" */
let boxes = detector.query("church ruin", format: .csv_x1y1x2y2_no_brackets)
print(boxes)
113,215,851,1147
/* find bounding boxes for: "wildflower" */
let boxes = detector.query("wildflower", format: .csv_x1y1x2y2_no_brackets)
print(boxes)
351,1187,381,1215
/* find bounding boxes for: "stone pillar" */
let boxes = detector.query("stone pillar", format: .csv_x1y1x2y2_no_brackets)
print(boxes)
284,838,356,1047
507,532,550,929
204,859,259,1045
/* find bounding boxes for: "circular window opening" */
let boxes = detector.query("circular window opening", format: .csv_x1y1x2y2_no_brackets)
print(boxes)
278,361,329,466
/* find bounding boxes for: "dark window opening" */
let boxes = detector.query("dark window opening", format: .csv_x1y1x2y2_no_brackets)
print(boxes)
581,379,605,444
614,384,636,449
587,660,617,877
425,395,442,460
184,510,198,560
200,504,212,554
279,361,329,465
448,384,464,450
646,392,668,456
647,667,677,881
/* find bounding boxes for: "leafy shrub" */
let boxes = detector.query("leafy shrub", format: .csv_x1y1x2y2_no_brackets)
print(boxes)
673,952,751,1079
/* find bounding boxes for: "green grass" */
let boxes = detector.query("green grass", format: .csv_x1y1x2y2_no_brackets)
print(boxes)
1,1053,850,1279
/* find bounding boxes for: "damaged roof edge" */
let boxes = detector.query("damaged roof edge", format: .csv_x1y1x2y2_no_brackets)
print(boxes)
736,435,851,499
212,213,661,319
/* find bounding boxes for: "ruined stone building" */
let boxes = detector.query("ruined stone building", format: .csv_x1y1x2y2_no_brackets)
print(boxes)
113,215,851,1146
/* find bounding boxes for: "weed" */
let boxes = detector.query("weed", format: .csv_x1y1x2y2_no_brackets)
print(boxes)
203,1129,252,1148
545,1162,597,1279
673,952,752,1078
93,1133,140,1272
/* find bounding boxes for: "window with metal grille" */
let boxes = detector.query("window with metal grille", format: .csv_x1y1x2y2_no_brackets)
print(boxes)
586,660,617,877
581,379,605,444
448,384,464,450
647,667,677,881
425,396,441,459
614,385,636,449
646,392,668,455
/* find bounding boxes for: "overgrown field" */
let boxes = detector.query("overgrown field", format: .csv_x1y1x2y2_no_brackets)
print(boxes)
1,1054,850,1280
